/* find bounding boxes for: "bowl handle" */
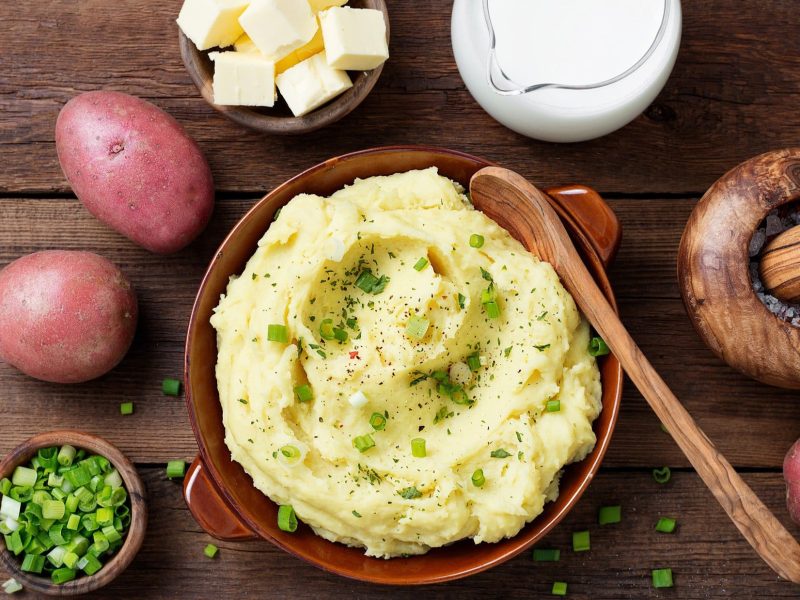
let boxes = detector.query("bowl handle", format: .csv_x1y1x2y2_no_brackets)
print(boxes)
546,185,621,267
183,456,259,541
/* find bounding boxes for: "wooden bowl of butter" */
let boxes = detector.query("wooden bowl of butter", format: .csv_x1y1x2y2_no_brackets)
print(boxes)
177,0,389,134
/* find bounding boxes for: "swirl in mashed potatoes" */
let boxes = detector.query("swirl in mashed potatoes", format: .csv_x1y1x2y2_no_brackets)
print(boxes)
211,168,601,557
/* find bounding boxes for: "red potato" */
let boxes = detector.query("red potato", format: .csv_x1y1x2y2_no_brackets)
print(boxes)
784,438,800,524
55,91,214,254
0,251,138,384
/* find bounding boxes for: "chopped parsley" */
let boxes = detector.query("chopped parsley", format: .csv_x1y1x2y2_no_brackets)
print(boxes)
490,449,511,459
398,486,422,499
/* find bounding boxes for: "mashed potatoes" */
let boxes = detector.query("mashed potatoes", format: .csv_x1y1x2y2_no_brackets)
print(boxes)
211,168,601,557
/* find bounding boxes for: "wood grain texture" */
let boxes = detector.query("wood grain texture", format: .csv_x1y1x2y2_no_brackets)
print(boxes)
678,149,800,389
3,0,800,195
470,167,800,582
761,225,800,304
2,469,798,599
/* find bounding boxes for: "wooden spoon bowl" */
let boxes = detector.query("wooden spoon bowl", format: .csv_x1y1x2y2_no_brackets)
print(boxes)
0,431,147,596
178,0,389,135
678,148,800,389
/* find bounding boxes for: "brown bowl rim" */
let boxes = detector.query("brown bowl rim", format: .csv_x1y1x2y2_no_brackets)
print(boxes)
0,431,147,596
184,145,623,584
178,0,389,135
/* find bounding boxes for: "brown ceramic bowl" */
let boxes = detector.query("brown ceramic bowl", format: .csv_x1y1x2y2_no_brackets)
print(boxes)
183,146,623,584
0,431,146,596
178,0,389,135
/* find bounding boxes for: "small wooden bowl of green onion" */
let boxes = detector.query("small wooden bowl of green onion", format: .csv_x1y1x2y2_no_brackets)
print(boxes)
0,431,146,595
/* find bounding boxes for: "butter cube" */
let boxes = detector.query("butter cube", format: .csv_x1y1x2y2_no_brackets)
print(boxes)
276,28,325,74
276,52,352,116
211,52,277,106
319,7,388,71
177,0,249,51
308,0,347,13
239,0,318,61
233,33,259,54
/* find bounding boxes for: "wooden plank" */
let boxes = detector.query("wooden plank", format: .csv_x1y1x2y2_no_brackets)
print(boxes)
1,197,798,467
2,1,800,195
1,469,796,598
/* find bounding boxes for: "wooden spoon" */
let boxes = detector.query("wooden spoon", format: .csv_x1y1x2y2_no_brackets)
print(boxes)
760,224,800,304
470,166,800,583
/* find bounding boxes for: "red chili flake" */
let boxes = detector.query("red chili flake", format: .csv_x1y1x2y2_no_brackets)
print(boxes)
349,350,360,359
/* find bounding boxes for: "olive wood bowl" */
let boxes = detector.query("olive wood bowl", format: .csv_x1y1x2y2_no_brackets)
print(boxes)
178,0,389,135
0,431,147,596
678,148,800,389
183,146,623,584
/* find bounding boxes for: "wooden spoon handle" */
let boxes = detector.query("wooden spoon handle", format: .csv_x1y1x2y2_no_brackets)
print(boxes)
570,257,800,583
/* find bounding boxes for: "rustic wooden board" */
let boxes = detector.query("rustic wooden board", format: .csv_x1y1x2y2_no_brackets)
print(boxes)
2,0,800,195
2,470,797,599
1,197,798,468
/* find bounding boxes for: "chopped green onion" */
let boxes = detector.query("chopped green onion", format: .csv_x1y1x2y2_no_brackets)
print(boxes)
21,554,45,574
319,319,335,340
203,543,219,558
490,449,511,459
266,324,289,344
655,517,677,533
294,384,313,402
533,548,560,562
279,445,301,461
471,469,486,488
95,507,114,527
101,525,121,544
398,487,422,499
551,581,568,596
588,336,610,357
598,505,621,525
469,234,485,248
51,568,76,585
66,514,81,531
572,530,590,552
332,326,348,343
77,552,102,575
0,496,21,521
484,301,501,319
92,531,109,553
545,399,561,413
119,402,134,416
369,412,387,431
37,447,58,471
0,479,11,496
161,378,182,396
413,257,428,271
480,286,497,304
352,434,375,453
11,467,36,488
411,438,427,458
277,505,298,532
166,461,186,480
405,315,430,340
57,445,76,467
64,465,91,488
2,578,22,594
355,269,379,293
652,466,671,484
42,500,65,521
466,353,481,372
651,568,673,588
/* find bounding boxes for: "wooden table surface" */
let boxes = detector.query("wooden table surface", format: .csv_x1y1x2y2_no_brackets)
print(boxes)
2,1,800,598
